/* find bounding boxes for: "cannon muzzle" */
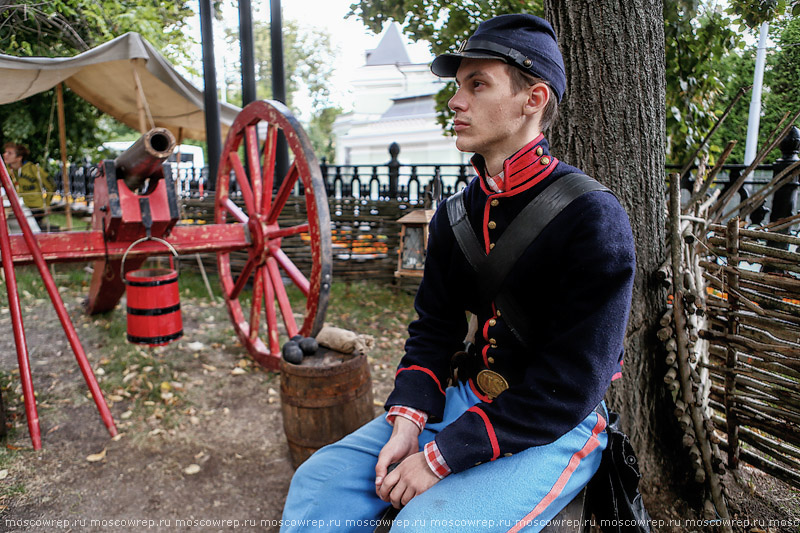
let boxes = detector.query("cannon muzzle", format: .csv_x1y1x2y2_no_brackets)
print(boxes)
115,128,177,192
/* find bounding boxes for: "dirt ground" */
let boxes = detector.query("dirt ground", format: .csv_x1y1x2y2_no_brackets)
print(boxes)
0,275,798,532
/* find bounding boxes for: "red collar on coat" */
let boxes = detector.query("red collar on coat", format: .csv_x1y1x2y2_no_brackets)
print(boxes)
471,134,558,197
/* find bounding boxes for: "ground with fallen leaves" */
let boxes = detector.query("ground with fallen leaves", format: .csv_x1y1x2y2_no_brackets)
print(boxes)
0,266,798,532
0,266,414,532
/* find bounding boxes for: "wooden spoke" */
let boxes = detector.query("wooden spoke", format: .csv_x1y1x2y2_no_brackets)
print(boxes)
272,247,310,297
228,151,256,215
248,265,264,342
267,162,299,225
229,256,256,301
223,198,248,224
266,256,299,339
266,222,309,240
261,124,278,214
262,266,280,356
245,124,263,213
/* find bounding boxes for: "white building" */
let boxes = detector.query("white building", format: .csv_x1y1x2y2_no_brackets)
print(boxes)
332,24,466,167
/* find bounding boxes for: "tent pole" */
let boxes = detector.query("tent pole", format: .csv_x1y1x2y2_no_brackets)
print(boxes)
131,58,149,133
56,83,72,231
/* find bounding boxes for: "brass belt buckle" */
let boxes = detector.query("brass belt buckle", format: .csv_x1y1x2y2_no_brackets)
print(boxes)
476,369,509,399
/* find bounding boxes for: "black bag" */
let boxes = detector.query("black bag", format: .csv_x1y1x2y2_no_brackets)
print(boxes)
588,411,652,533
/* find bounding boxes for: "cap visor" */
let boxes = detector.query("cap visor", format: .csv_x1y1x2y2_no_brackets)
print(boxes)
430,51,507,77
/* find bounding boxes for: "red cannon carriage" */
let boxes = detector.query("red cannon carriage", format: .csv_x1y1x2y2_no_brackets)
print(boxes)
0,101,333,448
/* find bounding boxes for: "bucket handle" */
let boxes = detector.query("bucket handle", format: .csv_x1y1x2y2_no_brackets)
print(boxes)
121,236,180,283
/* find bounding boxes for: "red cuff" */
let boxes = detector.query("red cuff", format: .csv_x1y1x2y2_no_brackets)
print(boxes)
386,406,428,433
424,440,451,479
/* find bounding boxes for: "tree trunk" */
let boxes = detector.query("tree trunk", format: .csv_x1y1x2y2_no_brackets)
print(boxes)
544,0,677,492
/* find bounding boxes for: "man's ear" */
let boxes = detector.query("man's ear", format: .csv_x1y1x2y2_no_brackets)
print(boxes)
523,83,549,117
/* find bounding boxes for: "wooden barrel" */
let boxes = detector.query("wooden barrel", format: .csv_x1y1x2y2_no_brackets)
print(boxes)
280,348,375,468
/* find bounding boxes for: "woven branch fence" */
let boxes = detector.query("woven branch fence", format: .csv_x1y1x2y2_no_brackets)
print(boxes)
663,150,800,526
180,196,415,286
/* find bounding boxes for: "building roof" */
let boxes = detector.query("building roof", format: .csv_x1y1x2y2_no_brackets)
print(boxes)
381,94,436,120
365,23,411,66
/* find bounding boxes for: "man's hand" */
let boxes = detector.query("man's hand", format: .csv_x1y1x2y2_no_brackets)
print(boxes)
375,417,419,492
377,452,440,508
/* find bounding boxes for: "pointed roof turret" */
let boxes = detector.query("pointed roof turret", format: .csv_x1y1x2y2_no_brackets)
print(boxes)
365,23,411,66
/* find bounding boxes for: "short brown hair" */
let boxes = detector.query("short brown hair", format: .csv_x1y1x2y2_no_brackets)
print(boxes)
507,65,559,132
3,142,29,160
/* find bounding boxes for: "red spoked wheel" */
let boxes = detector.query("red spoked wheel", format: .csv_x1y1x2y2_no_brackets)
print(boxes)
215,100,332,370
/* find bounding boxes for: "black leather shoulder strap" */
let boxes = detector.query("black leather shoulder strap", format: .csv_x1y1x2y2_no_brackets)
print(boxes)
446,173,612,346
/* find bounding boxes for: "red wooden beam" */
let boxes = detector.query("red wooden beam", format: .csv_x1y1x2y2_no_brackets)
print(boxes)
7,224,249,265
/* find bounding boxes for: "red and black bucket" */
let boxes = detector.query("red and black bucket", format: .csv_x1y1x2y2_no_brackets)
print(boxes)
122,237,183,346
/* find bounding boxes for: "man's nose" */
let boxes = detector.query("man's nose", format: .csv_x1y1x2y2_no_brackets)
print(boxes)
448,88,466,112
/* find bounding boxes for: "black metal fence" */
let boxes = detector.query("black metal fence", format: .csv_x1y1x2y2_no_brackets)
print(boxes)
52,128,800,226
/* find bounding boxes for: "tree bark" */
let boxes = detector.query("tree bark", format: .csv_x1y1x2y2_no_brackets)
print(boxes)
544,0,673,489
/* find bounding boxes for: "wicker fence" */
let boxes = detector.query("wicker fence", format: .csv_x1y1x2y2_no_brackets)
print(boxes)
701,220,800,488
181,196,416,285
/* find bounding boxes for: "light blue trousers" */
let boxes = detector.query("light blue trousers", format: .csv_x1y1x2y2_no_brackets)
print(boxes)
281,383,607,532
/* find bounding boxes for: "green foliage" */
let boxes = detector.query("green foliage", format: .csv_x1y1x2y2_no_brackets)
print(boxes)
709,16,800,164
349,0,541,130
349,0,795,167
223,19,336,115
307,106,343,163
0,1,196,163
728,0,800,28
665,1,741,165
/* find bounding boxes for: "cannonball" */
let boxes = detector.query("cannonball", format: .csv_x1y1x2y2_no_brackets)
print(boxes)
299,337,319,355
282,341,303,364
290,334,303,343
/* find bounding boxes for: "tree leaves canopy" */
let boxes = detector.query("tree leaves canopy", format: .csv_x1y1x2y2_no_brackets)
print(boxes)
0,1,196,166
349,0,798,166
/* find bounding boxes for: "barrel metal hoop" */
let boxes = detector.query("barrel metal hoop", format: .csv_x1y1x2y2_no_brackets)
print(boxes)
127,330,183,344
126,303,181,316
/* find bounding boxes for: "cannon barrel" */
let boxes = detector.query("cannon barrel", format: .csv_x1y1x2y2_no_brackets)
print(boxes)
114,128,177,191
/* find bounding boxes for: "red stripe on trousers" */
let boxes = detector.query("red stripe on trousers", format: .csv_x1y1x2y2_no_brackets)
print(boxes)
506,414,608,533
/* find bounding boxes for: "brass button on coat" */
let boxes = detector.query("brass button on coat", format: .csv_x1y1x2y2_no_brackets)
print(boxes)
541,156,551,165
489,338,497,345
489,243,495,250
488,221,497,229
535,146,543,156
490,199,499,207
488,356,495,364
488,318,496,326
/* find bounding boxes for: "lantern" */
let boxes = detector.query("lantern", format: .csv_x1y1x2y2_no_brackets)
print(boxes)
395,209,434,278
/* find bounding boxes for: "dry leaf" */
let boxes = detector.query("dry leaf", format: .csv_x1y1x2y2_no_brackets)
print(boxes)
112,433,124,442
201,364,217,372
231,367,246,375
0,469,8,480
184,464,201,475
187,341,206,352
121,410,133,420
86,448,107,462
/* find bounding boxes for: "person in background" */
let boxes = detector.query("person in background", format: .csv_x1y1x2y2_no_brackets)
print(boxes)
3,142,55,226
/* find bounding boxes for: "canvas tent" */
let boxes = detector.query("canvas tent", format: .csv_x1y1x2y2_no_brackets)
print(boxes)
0,32,240,141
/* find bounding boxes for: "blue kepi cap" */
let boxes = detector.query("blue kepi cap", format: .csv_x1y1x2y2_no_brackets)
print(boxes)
431,14,567,102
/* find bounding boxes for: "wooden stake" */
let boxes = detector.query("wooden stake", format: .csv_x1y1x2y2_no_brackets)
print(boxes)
56,83,72,230
724,217,740,469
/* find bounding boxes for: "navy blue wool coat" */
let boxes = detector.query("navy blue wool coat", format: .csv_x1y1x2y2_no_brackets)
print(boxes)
385,135,636,474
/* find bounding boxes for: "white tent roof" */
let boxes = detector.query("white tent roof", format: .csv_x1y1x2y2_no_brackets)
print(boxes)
0,32,240,142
